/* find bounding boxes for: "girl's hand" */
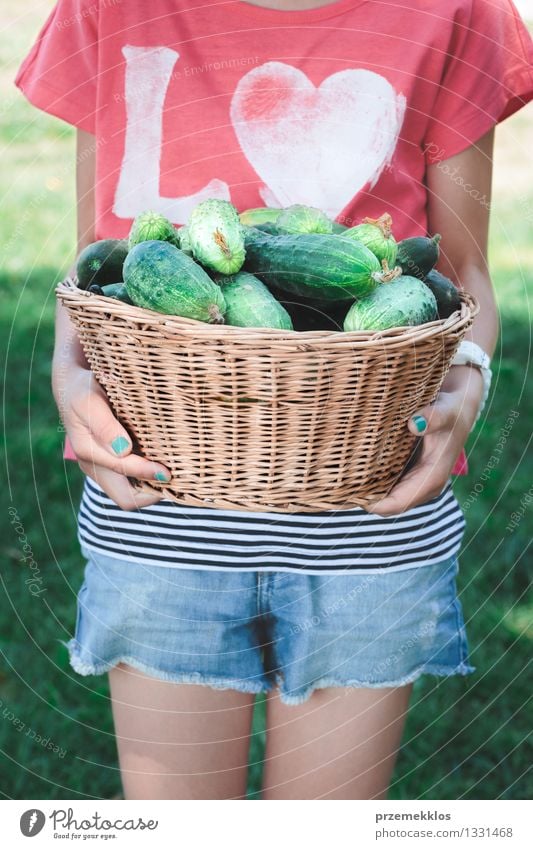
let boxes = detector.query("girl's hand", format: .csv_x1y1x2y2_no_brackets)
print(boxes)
367,366,483,516
57,366,171,511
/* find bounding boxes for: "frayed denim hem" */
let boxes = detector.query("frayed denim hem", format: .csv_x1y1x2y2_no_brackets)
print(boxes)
67,640,268,696
277,662,476,705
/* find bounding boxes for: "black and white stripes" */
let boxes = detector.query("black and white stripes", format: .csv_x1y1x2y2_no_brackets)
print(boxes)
78,477,465,574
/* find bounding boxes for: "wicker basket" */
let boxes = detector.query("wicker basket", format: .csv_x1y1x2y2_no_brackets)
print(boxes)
57,278,478,512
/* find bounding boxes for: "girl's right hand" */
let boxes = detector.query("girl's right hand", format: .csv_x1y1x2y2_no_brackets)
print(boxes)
58,366,171,510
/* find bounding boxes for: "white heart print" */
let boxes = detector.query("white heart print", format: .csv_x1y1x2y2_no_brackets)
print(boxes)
230,61,406,218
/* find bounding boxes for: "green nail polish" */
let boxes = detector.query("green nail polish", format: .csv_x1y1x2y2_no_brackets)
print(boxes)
412,415,427,433
111,436,130,455
154,471,170,482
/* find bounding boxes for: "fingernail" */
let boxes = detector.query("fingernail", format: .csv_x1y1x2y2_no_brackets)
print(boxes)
154,471,171,482
412,415,427,433
111,436,130,455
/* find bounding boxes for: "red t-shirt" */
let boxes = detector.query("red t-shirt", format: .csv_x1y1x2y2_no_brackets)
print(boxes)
15,0,533,467
16,0,533,233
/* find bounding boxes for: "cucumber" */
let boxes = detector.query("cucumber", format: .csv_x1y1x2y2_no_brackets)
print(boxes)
188,199,245,274
89,281,135,304
123,240,226,323
100,282,135,304
343,275,438,331
76,239,129,290
243,228,381,302
128,210,180,249
276,204,334,235
280,295,347,331
218,271,293,330
331,221,349,233
423,269,461,318
343,213,397,266
177,224,193,255
239,207,282,227
396,234,441,279
251,222,282,235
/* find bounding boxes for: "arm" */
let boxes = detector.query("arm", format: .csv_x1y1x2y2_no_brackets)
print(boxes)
53,129,170,509
53,129,95,376
369,129,497,515
428,128,497,356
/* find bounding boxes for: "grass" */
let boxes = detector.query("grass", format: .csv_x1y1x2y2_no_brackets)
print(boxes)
1,2,532,800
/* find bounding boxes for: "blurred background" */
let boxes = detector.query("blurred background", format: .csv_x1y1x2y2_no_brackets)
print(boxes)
1,0,531,800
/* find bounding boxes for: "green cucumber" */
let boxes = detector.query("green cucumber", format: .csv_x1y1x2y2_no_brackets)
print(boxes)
251,222,282,235
100,282,135,304
343,275,438,331
123,240,226,323
218,271,293,330
76,239,129,290
396,234,441,279
177,224,193,255
280,295,347,331
423,269,461,318
243,229,381,302
276,204,334,235
331,221,349,233
128,210,180,249
239,207,282,227
343,213,397,266
188,199,245,274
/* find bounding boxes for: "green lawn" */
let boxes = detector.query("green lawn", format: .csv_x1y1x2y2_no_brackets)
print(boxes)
1,3,531,800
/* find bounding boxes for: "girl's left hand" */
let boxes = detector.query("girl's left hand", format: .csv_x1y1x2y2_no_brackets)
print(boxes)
367,366,484,516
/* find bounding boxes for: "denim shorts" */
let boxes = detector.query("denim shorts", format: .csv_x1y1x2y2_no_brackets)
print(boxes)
66,546,475,705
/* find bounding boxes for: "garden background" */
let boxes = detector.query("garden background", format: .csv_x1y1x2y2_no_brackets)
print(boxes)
1,0,531,800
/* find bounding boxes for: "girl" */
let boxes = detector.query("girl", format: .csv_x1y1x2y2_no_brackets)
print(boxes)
16,0,532,799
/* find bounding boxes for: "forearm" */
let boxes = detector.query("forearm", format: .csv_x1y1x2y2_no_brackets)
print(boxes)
52,257,92,403
449,262,498,357
426,128,497,375
440,262,497,400
51,301,90,410
54,127,96,401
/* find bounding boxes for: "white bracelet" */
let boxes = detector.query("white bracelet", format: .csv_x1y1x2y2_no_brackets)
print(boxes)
451,340,492,425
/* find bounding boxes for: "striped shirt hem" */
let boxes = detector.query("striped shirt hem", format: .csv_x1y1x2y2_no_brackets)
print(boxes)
77,478,465,574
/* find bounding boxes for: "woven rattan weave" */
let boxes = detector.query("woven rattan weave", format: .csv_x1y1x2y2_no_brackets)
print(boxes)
57,278,477,512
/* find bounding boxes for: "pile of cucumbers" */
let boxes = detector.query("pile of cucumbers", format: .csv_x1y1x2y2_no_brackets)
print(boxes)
76,199,462,332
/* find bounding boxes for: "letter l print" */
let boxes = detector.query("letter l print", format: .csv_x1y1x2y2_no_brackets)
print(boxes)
113,46,230,223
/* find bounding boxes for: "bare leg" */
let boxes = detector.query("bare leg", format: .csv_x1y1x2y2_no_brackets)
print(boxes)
108,663,256,799
262,684,412,799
